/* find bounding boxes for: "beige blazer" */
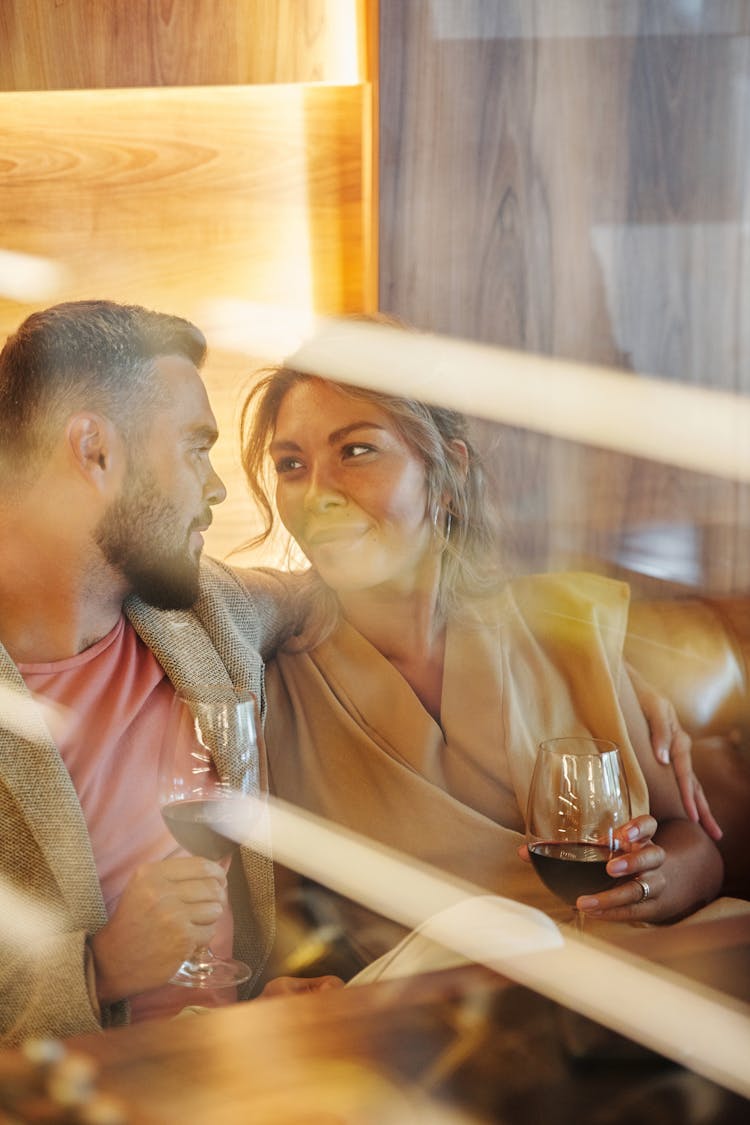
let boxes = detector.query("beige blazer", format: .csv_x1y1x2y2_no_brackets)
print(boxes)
266,572,649,961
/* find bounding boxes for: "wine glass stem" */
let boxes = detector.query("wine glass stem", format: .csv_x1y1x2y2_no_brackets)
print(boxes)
185,945,213,973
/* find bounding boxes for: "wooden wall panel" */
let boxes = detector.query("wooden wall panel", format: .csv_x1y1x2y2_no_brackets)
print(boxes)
0,0,367,89
0,85,367,325
378,0,750,593
0,82,371,563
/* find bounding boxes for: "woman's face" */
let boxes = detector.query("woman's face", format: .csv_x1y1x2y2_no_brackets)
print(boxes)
271,379,437,595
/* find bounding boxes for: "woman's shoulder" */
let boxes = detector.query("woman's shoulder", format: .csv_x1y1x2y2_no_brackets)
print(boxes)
462,570,628,611
455,571,631,640
510,570,630,610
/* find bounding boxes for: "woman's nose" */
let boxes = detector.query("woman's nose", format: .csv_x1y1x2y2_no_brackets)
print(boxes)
303,464,346,512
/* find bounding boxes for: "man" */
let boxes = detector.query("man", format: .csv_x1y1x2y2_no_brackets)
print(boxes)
0,300,330,1046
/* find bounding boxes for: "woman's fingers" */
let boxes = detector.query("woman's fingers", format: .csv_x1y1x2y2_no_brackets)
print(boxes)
577,840,666,919
613,815,657,850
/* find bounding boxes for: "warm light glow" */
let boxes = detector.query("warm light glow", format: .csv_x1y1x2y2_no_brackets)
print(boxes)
200,300,317,362
323,0,365,82
0,248,66,301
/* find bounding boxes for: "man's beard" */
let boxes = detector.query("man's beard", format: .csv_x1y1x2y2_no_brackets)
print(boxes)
95,468,203,610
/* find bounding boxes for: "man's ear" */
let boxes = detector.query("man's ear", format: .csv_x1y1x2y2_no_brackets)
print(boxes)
66,413,122,492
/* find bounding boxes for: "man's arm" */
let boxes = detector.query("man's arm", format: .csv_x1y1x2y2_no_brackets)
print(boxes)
0,930,123,1046
228,566,309,659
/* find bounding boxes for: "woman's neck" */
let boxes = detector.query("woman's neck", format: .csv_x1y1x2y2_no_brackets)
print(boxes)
338,580,447,724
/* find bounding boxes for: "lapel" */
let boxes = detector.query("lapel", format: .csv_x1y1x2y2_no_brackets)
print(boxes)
0,646,104,929
313,618,447,777
126,593,275,983
124,596,235,698
125,597,251,789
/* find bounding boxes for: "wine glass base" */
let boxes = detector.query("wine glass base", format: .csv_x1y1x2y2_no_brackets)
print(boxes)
170,957,251,989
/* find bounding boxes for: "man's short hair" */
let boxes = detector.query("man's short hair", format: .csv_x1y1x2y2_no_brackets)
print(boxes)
0,299,207,481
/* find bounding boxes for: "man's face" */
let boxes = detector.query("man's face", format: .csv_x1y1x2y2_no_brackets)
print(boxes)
95,355,226,609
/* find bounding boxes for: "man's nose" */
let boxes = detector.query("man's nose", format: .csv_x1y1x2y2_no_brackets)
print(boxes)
206,463,227,506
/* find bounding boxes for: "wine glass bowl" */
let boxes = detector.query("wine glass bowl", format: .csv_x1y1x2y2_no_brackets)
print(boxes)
158,689,262,988
526,737,632,911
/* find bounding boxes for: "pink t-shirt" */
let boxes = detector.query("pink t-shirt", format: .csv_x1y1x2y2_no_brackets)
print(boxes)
18,616,236,1021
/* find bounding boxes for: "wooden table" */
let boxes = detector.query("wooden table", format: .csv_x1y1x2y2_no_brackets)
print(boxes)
4,914,749,1124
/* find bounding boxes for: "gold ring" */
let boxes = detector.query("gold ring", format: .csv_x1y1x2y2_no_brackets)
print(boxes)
633,876,651,903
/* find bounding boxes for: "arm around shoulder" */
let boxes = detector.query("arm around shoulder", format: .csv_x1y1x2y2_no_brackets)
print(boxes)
576,669,724,925
230,565,307,658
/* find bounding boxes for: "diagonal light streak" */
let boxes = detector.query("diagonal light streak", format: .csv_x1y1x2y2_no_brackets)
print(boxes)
223,793,750,1100
287,318,750,483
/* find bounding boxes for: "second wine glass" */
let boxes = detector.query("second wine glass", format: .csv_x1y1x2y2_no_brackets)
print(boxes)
158,688,262,989
525,736,632,925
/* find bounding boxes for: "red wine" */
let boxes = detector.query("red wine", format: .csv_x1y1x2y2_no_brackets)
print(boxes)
528,841,620,905
162,799,238,861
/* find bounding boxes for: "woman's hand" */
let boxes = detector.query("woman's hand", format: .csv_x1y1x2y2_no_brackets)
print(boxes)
574,814,668,921
626,662,722,842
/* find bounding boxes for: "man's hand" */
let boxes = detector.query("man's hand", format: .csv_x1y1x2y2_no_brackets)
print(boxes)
90,857,227,1005
626,661,723,841
258,975,345,999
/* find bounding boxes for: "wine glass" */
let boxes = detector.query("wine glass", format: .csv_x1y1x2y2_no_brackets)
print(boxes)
158,688,262,988
525,737,632,928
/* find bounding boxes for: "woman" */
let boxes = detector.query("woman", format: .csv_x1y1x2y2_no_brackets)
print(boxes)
240,362,724,961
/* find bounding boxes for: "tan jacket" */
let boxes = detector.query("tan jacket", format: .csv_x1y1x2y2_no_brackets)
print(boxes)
266,572,649,962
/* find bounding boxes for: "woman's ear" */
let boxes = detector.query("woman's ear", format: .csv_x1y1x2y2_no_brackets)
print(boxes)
66,413,122,492
449,438,469,482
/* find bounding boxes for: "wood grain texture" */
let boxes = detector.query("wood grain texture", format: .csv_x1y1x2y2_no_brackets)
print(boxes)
0,84,368,319
0,82,372,565
0,0,367,89
378,0,750,592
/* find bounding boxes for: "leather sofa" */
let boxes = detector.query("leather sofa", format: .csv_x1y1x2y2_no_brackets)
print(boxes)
626,595,750,900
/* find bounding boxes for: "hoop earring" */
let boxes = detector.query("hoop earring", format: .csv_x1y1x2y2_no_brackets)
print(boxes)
432,504,453,545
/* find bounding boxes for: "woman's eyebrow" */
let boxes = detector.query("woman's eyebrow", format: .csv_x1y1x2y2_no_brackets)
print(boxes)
328,421,386,444
270,422,386,454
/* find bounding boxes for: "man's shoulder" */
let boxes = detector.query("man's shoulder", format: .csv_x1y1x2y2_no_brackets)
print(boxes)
196,558,267,621
198,558,295,606
196,559,298,654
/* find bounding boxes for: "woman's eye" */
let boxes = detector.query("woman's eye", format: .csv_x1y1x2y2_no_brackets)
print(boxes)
274,456,304,474
342,443,376,460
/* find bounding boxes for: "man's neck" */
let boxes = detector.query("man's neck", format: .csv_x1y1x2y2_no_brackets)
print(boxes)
0,541,129,664
0,467,135,663
0,595,126,665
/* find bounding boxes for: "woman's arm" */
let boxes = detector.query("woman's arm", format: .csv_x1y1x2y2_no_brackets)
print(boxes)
576,668,724,924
